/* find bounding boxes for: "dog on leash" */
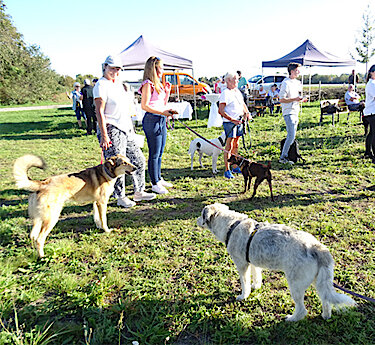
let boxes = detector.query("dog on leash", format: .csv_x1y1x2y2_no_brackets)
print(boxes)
188,132,226,174
228,155,274,201
13,154,135,257
197,203,356,321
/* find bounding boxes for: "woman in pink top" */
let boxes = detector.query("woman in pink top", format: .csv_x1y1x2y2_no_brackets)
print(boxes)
139,56,175,194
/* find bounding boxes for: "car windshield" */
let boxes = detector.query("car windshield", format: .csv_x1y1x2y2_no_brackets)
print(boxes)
248,75,262,83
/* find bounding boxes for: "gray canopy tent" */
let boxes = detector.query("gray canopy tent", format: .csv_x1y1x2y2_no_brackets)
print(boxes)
262,39,356,99
119,35,197,120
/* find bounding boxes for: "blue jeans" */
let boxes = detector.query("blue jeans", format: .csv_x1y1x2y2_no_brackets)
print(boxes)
142,112,167,185
281,114,298,158
223,122,244,138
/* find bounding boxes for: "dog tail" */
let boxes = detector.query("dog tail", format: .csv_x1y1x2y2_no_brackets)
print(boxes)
314,246,356,307
13,154,46,192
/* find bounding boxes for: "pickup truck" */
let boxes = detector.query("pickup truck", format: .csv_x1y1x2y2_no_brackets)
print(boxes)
162,72,211,96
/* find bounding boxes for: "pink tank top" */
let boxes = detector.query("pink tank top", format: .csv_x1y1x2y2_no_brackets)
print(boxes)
138,80,166,110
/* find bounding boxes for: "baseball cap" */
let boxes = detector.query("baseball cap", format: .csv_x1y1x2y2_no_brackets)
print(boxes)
84,79,91,85
104,55,123,68
73,82,80,87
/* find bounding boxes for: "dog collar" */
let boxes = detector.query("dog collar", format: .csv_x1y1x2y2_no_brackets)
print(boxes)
225,220,242,247
246,223,260,263
103,164,116,179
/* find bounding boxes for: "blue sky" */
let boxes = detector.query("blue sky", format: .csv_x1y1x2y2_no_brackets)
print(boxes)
5,0,374,81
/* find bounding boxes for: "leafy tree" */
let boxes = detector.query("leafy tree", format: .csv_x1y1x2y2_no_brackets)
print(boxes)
352,5,375,75
0,1,62,104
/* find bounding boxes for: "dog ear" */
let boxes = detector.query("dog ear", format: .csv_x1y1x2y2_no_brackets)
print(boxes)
202,203,228,225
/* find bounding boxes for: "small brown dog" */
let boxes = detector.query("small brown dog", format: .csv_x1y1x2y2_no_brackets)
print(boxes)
228,155,274,201
13,154,135,257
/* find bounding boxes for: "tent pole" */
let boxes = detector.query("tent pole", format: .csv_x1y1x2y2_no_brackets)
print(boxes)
301,73,304,115
319,81,321,101
192,68,197,122
309,67,312,105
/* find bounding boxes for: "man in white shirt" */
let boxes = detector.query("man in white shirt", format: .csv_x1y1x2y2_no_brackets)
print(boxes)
278,63,307,164
218,72,251,178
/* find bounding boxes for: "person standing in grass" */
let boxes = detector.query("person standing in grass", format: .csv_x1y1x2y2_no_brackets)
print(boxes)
81,79,97,135
218,72,251,179
94,55,156,208
139,56,175,195
278,63,307,164
67,82,86,129
363,64,375,163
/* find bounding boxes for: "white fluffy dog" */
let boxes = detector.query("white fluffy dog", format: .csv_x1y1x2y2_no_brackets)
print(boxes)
188,132,226,174
197,203,356,321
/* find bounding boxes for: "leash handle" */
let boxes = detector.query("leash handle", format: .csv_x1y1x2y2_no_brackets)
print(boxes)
101,149,104,164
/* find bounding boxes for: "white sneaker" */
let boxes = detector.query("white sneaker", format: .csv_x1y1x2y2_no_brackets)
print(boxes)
279,157,294,165
160,178,173,188
151,183,168,194
133,191,156,202
117,197,136,208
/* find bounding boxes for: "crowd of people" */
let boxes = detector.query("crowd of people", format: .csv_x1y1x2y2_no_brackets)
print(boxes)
66,57,375,201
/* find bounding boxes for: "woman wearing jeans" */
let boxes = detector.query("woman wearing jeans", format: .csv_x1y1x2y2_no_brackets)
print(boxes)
139,56,175,194
363,64,375,163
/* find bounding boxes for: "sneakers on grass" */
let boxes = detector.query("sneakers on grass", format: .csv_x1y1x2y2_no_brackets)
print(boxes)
152,182,169,194
224,170,234,179
232,167,242,174
117,197,136,208
159,178,173,188
279,157,294,165
133,191,156,202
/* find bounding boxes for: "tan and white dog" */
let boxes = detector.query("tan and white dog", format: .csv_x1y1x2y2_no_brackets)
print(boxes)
188,132,226,174
197,203,356,321
13,154,135,257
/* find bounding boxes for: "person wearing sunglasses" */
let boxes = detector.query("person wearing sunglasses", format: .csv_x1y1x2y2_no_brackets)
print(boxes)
93,55,156,208
139,56,175,194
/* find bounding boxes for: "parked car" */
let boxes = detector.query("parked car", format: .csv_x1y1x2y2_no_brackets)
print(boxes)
162,72,211,96
248,75,287,92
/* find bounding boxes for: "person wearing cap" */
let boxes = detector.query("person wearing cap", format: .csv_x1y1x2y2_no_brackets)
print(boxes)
139,56,175,195
67,82,86,129
363,64,375,163
81,79,96,135
93,55,156,207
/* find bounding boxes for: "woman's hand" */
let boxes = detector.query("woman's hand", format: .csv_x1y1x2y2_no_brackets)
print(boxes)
232,118,242,125
100,134,112,151
165,82,172,93
162,109,178,117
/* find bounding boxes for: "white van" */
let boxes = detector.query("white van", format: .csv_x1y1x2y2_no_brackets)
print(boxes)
248,75,287,92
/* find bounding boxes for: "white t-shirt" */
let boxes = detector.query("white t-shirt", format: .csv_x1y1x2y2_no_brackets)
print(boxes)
364,79,375,116
93,77,134,137
219,88,244,122
279,77,302,116
217,81,227,93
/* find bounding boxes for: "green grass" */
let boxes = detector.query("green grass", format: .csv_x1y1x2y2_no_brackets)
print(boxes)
0,104,374,344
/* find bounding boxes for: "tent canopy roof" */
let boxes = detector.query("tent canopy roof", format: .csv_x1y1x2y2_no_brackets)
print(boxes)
262,40,355,68
119,35,193,70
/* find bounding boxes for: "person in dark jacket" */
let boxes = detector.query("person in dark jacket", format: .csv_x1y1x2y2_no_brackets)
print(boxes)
81,79,97,135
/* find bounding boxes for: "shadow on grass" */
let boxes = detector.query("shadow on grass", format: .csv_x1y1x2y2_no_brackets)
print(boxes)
4,289,373,345
0,120,82,140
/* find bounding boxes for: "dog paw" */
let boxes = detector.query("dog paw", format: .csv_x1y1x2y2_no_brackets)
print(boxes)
251,283,262,290
236,295,245,301
103,228,113,233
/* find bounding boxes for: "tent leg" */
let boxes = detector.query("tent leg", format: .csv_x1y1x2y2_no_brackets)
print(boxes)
192,68,198,123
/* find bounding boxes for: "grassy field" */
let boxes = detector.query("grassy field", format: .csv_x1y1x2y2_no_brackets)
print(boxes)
0,103,374,344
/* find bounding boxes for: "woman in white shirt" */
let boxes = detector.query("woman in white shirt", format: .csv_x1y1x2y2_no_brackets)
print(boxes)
94,55,155,208
363,64,375,163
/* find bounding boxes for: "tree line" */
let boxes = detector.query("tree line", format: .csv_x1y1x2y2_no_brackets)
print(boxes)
0,2,97,105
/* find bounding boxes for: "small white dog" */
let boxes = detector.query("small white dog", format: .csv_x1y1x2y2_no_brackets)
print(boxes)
188,132,226,174
197,203,356,321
